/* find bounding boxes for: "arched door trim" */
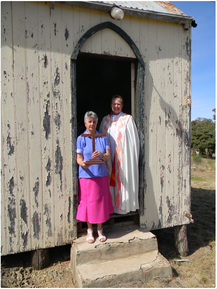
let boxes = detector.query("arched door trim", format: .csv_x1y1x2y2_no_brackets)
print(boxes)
71,21,145,222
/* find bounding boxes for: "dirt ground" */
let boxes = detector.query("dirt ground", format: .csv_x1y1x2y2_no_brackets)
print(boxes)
1,166,215,288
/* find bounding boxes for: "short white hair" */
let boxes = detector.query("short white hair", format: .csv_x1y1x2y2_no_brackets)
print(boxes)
84,111,98,124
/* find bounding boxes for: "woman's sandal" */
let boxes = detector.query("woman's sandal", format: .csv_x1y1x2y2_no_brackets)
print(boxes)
97,228,107,242
86,229,95,244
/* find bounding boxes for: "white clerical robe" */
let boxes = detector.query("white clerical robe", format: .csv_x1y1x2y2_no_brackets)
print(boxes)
99,112,139,214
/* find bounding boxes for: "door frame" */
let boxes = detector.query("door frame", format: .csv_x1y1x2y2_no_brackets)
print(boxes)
70,21,146,226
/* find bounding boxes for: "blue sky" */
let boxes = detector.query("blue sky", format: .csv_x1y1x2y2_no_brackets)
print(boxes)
171,1,215,121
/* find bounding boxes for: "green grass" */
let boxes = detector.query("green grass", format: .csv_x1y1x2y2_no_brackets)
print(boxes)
191,155,215,171
201,276,208,284
207,159,216,170
191,154,203,164
191,176,206,182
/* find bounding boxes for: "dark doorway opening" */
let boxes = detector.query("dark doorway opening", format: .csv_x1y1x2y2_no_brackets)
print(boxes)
76,53,134,135
76,53,140,227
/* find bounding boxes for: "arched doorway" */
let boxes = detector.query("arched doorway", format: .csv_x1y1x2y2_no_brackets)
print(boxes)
71,21,145,225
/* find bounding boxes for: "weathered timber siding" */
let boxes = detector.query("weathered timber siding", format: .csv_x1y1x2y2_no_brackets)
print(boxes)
1,1,191,255
140,19,191,229
1,2,78,255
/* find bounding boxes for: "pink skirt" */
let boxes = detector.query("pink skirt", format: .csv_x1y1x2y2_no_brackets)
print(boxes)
76,176,114,224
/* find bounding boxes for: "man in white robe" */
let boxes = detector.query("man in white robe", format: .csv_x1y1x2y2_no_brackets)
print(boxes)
99,95,139,214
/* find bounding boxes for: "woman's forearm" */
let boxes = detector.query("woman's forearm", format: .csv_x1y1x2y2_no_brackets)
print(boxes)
77,153,89,168
100,150,110,161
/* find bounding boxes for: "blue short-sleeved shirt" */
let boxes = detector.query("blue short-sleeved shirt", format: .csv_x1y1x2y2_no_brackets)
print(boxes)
76,130,110,178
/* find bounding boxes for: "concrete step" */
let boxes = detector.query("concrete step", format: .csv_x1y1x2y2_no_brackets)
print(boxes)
74,251,172,288
72,226,158,266
71,226,172,287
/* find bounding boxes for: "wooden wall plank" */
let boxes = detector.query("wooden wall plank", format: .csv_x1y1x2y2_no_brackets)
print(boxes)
50,4,66,246
164,23,175,228
129,15,140,49
181,29,191,224
61,4,75,241
173,24,183,225
38,2,54,248
1,2,16,255
89,9,102,54
138,18,149,229
24,2,43,250
12,1,29,253
156,21,167,228
79,6,92,53
144,19,160,229
72,6,80,48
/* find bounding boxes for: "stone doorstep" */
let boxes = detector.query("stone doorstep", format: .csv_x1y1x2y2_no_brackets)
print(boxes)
71,227,172,287
72,228,159,266
74,251,172,288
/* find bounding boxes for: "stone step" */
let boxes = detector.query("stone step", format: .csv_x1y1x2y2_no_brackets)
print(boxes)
73,250,172,288
72,226,158,266
71,226,172,287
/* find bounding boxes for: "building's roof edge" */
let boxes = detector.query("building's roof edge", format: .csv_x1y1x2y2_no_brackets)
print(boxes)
59,1,194,25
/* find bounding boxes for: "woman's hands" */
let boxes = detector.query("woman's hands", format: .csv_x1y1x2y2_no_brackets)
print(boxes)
92,150,102,159
92,150,110,161
77,150,110,169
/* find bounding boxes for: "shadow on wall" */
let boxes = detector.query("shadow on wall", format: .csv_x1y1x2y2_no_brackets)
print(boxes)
142,64,191,230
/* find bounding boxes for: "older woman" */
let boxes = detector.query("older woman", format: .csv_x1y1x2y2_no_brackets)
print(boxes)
99,95,140,214
76,111,114,243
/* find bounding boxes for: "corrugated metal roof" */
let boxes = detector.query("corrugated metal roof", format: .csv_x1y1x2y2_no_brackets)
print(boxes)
93,1,187,16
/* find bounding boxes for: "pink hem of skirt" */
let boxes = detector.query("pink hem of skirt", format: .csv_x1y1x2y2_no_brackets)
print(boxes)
76,176,114,224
